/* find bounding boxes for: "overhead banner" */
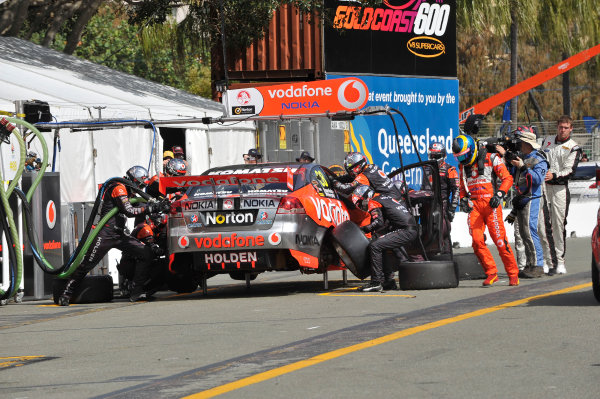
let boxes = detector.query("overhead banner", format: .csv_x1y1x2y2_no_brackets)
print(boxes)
324,0,456,77
328,74,459,186
223,78,369,118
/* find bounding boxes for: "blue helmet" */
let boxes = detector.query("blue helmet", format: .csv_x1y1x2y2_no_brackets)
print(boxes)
452,134,477,166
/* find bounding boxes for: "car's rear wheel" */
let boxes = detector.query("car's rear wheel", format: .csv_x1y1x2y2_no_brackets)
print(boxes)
330,220,370,279
397,260,458,290
592,258,600,303
166,272,198,293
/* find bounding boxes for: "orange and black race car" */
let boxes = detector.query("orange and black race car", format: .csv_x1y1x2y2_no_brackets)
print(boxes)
160,160,453,294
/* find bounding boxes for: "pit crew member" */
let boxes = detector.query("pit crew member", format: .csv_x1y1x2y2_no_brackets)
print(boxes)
351,185,417,292
333,152,403,199
452,134,519,286
58,166,162,305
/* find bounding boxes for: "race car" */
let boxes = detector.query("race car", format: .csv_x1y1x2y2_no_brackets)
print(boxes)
160,160,452,293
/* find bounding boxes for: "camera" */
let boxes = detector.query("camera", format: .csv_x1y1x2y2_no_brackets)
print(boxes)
480,133,521,163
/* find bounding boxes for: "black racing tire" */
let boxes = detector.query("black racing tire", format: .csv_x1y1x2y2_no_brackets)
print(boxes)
229,272,259,281
454,253,486,280
52,275,114,304
330,220,370,280
166,272,198,293
397,260,458,290
592,259,600,303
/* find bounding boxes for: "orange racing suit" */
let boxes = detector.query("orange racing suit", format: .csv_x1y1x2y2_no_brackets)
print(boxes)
458,152,518,278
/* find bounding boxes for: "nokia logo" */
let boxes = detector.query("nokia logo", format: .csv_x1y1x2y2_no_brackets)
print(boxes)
184,200,216,210
241,199,277,208
295,235,319,246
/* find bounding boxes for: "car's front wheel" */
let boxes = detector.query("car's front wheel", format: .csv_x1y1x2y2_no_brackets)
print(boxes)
592,258,600,303
330,221,370,279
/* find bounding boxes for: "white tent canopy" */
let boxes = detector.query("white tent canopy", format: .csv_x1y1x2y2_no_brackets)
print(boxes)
0,37,255,203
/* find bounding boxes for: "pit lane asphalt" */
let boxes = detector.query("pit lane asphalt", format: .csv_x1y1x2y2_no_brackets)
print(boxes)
1,237,598,399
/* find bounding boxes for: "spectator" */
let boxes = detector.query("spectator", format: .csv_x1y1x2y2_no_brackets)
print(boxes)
172,146,190,175
501,126,549,278
296,151,315,164
541,115,582,275
452,134,519,286
243,148,262,164
581,151,589,162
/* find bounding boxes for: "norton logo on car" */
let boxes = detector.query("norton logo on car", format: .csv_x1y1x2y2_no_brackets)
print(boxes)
407,36,446,58
204,211,255,226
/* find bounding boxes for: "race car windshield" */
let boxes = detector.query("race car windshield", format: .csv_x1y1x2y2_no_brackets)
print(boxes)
187,175,303,198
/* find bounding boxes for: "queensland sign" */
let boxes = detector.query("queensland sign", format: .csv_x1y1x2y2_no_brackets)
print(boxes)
324,0,456,77
223,78,369,118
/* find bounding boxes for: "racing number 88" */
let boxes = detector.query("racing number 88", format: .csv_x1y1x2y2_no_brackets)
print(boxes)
413,3,450,37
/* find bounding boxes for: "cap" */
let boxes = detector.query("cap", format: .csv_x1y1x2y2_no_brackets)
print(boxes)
163,150,174,160
172,146,184,155
246,148,262,159
296,151,315,162
513,128,540,149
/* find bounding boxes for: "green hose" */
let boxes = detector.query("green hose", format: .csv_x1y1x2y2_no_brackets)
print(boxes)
5,117,49,201
0,125,26,298
57,197,146,278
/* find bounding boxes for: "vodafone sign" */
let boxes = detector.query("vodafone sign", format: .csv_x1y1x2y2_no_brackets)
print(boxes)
224,78,369,118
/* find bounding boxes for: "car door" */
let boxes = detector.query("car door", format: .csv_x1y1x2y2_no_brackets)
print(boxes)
388,160,446,260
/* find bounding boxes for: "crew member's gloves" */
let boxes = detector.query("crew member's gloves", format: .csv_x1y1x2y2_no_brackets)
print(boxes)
159,198,172,213
459,197,472,213
504,210,517,225
447,209,455,222
488,191,505,209
332,180,342,190
150,243,164,256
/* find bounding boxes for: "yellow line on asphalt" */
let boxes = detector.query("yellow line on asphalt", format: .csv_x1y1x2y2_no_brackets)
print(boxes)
0,356,45,369
319,287,415,298
182,282,591,399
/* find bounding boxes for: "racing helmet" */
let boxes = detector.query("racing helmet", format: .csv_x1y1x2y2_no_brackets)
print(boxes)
125,165,149,188
452,134,477,166
165,158,187,176
351,185,374,211
344,152,368,177
428,142,446,163
172,146,185,159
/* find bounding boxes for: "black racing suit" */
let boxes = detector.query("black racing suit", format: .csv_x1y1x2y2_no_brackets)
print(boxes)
334,164,403,199
361,195,418,284
60,182,154,302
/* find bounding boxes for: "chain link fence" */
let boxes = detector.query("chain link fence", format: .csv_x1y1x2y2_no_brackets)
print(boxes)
470,119,600,161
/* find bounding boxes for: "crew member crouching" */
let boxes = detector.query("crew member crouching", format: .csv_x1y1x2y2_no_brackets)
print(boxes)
351,185,418,292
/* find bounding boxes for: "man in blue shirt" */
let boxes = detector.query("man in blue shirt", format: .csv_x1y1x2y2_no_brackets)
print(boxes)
501,127,549,279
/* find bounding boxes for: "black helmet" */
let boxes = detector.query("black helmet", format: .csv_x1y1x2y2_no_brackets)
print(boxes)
428,142,446,162
165,158,187,176
125,165,149,188
351,185,374,211
344,152,368,177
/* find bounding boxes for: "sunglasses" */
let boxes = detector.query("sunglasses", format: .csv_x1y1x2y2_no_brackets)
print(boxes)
244,155,256,161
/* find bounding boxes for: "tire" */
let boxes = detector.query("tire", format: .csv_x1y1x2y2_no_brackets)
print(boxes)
166,272,198,293
592,259,600,303
454,253,486,280
52,275,114,304
330,220,370,279
397,260,458,290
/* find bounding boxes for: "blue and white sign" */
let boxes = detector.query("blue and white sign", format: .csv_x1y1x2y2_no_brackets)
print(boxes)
328,74,459,186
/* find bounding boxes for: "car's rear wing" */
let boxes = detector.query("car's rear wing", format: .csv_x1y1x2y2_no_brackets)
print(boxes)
159,168,296,195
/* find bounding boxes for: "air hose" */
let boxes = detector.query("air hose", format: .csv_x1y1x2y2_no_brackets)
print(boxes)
0,118,154,302
0,120,27,300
